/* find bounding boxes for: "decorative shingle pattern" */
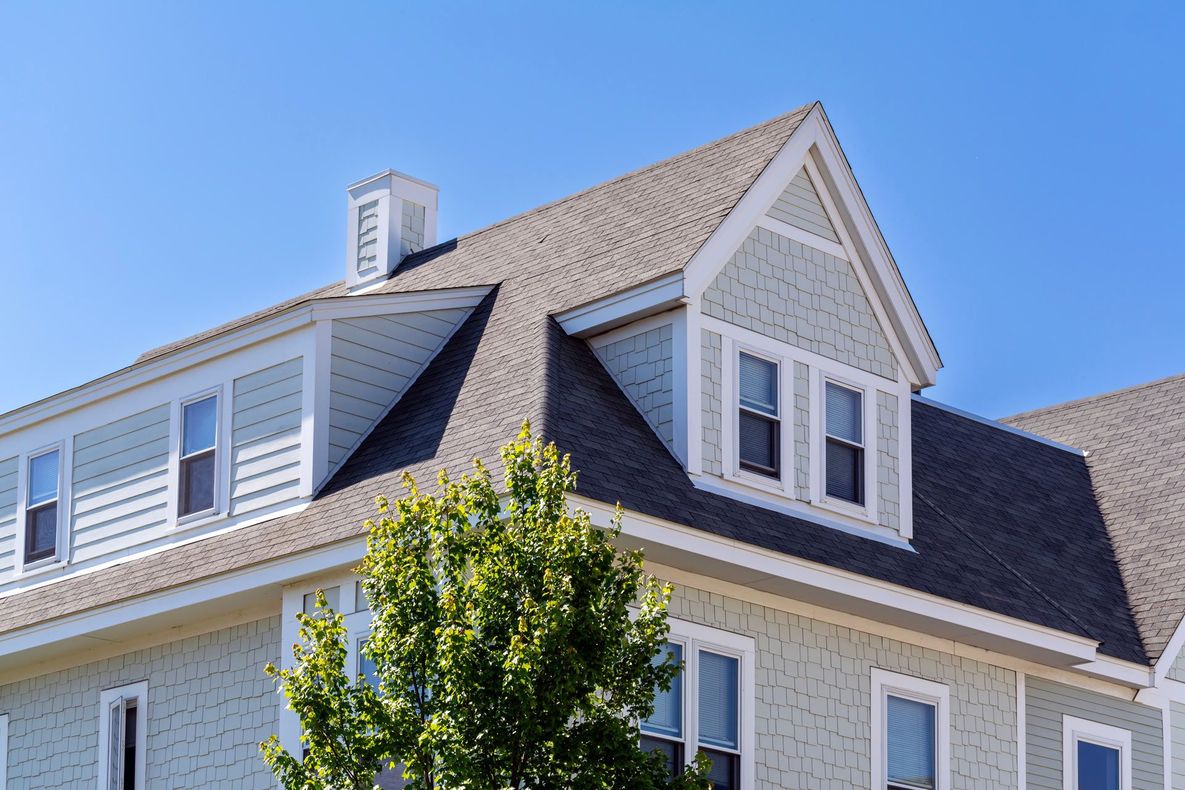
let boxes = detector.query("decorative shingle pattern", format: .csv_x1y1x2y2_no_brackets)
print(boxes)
401,200,426,258
1005,373,1185,661
792,361,810,500
593,323,675,451
702,226,897,380
877,391,900,531
701,329,723,475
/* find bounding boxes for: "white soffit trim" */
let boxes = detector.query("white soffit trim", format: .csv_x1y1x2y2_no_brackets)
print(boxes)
568,494,1101,669
554,272,686,338
0,285,494,436
682,104,941,388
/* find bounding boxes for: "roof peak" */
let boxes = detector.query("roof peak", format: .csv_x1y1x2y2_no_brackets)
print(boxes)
1004,370,1185,424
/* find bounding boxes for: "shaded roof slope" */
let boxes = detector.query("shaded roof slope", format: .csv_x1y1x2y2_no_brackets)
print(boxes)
1005,373,1185,661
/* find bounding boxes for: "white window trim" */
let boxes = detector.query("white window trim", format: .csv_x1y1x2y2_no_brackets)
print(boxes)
168,385,226,529
97,680,148,790
0,711,8,789
871,667,950,790
1061,714,1131,790
13,439,71,575
733,345,784,484
658,616,757,789
813,371,877,522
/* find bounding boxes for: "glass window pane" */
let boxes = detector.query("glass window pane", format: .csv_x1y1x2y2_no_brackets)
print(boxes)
887,695,936,789
303,586,341,615
697,651,738,750
179,452,215,515
28,450,59,505
27,502,57,559
1077,740,1120,790
642,642,683,738
182,397,218,456
640,735,681,779
739,353,777,415
825,440,863,503
358,638,379,690
825,382,862,444
701,748,738,790
739,412,778,473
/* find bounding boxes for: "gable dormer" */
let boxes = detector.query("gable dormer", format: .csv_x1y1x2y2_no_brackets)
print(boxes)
563,104,939,544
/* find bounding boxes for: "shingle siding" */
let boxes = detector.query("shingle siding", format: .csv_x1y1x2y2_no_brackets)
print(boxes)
766,166,839,243
592,323,675,452
231,358,303,516
0,617,280,789
792,361,810,500
400,200,427,258
1026,676,1163,790
1166,647,1185,682
701,329,723,475
702,226,897,381
668,584,1018,789
0,456,16,575
877,391,900,531
71,403,171,563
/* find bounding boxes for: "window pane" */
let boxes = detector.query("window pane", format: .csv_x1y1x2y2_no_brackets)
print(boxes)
640,735,682,779
887,695,936,789
182,397,218,456
179,451,215,515
825,440,863,503
697,651,738,750
643,642,683,738
1077,740,1120,790
739,354,777,415
825,382,862,443
739,412,778,474
358,638,379,690
28,450,59,505
303,586,341,615
26,502,57,560
701,748,738,790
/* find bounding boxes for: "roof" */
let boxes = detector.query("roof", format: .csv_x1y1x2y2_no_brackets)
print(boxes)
1005,373,1185,661
0,102,1145,664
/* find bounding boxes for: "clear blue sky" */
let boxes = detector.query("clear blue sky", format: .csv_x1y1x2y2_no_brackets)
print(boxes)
2,2,1182,418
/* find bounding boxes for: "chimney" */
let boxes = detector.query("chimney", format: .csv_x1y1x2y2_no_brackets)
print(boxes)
345,170,439,290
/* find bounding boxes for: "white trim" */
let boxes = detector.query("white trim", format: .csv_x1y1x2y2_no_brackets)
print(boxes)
1154,614,1185,686
1061,714,1131,790
14,440,68,573
754,213,848,260
0,712,7,789
814,373,877,523
1018,672,1028,790
97,679,149,790
588,311,679,351
871,667,951,790
1163,703,1172,790
912,395,1084,456
554,272,686,338
670,308,690,465
173,386,223,526
685,302,704,475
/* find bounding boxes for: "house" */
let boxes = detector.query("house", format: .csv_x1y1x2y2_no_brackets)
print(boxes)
0,101,1181,789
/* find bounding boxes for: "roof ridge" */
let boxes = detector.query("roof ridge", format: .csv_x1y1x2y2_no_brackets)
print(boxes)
440,102,817,250
1004,370,1185,424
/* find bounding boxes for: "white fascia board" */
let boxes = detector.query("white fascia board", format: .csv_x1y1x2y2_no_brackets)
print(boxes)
1072,655,1154,688
0,286,492,438
570,494,1101,669
554,272,686,338
1153,613,1185,685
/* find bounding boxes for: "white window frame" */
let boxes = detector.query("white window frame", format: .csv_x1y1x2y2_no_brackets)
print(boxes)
169,386,224,527
643,616,756,789
1061,714,1131,790
734,347,783,482
871,668,950,790
97,680,148,790
14,439,70,573
0,711,8,789
817,374,874,518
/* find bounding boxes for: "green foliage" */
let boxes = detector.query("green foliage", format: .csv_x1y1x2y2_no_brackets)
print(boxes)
263,423,711,790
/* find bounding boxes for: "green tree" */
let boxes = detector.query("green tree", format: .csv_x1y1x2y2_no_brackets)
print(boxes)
262,424,710,789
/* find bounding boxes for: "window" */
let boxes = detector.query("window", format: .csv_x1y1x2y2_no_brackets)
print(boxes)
737,352,779,477
178,395,218,518
824,381,864,504
24,448,60,563
99,681,147,790
641,621,753,789
1062,715,1131,790
303,586,341,615
872,669,949,790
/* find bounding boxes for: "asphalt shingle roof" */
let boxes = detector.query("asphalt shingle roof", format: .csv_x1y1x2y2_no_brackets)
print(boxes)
0,103,1147,665
1005,374,1185,662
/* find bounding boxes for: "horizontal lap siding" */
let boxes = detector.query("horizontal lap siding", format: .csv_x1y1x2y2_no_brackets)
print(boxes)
230,358,303,516
327,310,463,468
0,456,16,574
766,168,839,243
71,404,170,563
1173,703,1185,790
1026,676,1163,790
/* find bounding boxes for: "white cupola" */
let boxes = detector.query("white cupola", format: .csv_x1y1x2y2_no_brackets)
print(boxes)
345,170,439,290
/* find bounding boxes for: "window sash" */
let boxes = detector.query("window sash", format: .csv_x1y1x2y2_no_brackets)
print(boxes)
180,396,218,460
824,381,863,446
738,353,778,417
886,694,937,790
1074,738,1121,790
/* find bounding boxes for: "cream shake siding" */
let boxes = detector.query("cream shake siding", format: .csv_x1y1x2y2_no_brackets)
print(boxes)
71,403,171,563
230,357,304,516
667,584,1019,789
1025,676,1164,790
592,322,675,452
327,309,465,469
766,167,840,244
0,617,280,788
0,456,16,575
